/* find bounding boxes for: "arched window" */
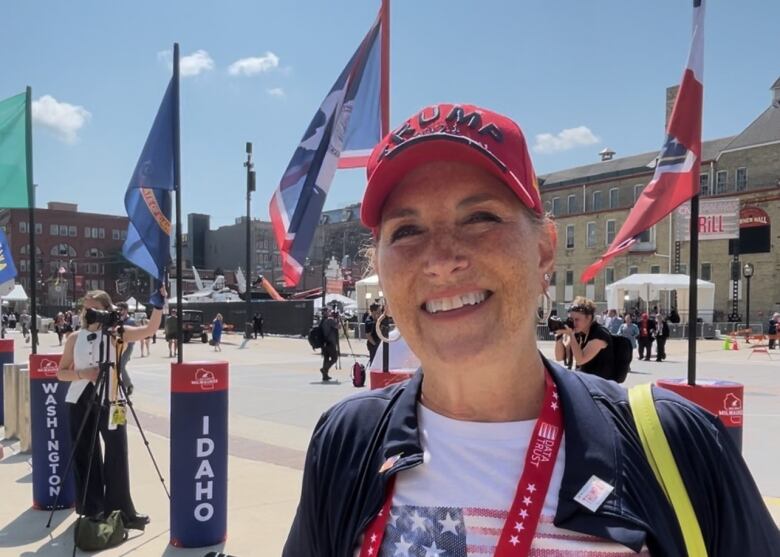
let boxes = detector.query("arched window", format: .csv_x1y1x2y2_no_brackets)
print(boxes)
50,243,77,257
87,248,104,258
20,244,42,256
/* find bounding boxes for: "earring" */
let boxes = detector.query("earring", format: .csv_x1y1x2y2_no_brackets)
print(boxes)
375,313,398,343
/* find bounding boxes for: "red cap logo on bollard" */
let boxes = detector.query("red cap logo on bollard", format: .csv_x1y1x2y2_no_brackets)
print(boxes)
721,393,743,425
38,358,59,377
191,369,218,391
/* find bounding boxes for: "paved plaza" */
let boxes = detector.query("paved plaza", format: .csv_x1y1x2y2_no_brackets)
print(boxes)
0,329,778,555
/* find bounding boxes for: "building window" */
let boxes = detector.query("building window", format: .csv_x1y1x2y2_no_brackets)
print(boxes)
91,227,98,238
701,263,712,281
679,264,688,275
715,170,728,194
121,230,127,240
51,243,76,257
592,191,603,211
19,259,27,272
112,229,121,240
567,195,577,214
35,223,42,234
69,225,77,237
565,225,575,248
606,220,616,244
633,184,644,203
586,222,597,247
98,228,105,239
735,167,748,192
19,221,27,233
59,225,68,236
651,265,661,274
637,227,652,243
85,227,91,238
629,266,638,275
565,271,573,286
50,224,59,236
551,197,561,216
609,188,619,209
605,267,614,285
700,173,710,196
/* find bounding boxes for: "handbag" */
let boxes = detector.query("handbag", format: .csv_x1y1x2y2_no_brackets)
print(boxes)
74,510,128,550
628,383,707,557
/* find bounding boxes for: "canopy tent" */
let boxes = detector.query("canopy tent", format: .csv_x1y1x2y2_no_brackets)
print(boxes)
124,297,146,312
313,293,358,313
605,274,715,323
355,274,382,315
2,284,29,302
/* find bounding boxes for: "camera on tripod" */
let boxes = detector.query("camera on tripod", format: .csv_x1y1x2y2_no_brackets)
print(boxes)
547,315,574,333
84,308,121,328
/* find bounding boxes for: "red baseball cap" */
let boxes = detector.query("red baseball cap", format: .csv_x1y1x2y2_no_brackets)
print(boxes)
360,103,543,229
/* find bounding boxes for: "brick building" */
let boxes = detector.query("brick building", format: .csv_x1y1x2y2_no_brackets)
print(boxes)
539,78,780,322
0,202,131,308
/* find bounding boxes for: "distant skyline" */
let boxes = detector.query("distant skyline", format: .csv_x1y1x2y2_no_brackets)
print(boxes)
2,1,778,230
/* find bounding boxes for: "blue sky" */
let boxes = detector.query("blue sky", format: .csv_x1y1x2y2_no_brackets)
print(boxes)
2,1,778,230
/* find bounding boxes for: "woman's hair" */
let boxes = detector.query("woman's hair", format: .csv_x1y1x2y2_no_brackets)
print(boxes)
569,296,597,316
83,290,113,310
216,313,223,320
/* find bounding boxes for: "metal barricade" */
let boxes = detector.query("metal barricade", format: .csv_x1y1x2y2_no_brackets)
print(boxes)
18,365,31,452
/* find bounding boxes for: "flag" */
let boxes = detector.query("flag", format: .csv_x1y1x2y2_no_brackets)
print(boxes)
122,77,176,290
0,91,32,208
581,0,705,283
270,5,388,287
0,229,18,284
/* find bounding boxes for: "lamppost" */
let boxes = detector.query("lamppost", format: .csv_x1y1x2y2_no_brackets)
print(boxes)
743,263,754,331
244,142,256,339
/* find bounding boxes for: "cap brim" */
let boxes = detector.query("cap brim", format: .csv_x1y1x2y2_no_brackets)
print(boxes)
361,134,537,229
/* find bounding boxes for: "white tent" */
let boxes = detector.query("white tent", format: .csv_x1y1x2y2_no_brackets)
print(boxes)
3,284,28,302
313,293,358,313
604,274,715,323
355,274,382,315
124,297,146,312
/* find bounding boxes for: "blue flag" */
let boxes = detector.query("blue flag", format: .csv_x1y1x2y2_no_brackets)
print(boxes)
0,228,17,285
122,77,176,305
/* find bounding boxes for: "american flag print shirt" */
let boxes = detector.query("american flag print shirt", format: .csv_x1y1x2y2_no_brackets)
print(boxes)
362,404,650,556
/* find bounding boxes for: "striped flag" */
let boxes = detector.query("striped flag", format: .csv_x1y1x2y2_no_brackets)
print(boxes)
581,0,705,283
269,3,389,287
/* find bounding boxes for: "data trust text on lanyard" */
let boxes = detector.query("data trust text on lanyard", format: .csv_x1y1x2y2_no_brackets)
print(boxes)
360,371,563,557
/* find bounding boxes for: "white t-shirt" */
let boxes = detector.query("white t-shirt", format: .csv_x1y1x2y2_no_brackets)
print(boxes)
365,403,649,556
65,328,117,404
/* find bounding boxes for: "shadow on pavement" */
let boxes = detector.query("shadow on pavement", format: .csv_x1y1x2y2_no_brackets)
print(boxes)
0,506,73,548
161,541,226,556
308,380,342,385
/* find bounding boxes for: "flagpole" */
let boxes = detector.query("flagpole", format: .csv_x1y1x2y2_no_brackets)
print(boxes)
380,0,390,135
687,195,699,385
173,43,183,364
25,86,38,354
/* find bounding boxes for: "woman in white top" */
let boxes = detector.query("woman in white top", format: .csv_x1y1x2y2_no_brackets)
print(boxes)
57,288,165,529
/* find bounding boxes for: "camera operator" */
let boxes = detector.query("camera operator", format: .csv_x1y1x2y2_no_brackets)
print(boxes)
56,287,166,530
553,296,614,380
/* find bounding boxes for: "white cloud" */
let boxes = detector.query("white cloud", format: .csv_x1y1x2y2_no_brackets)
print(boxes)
228,52,280,76
31,95,91,144
532,126,599,154
266,87,285,98
157,49,215,77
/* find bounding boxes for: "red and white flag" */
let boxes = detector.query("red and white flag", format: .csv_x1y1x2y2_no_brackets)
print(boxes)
581,0,705,283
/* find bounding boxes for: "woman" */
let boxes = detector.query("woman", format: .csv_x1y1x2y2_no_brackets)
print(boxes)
54,312,65,346
553,297,614,380
637,312,655,361
57,288,166,529
211,313,223,352
283,104,777,556
139,317,151,357
654,314,669,362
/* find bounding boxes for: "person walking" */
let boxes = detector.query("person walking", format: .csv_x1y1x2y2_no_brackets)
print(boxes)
253,312,264,339
364,303,381,365
319,309,339,381
211,313,223,352
637,312,655,361
20,309,30,342
618,314,640,352
164,309,178,358
654,314,669,362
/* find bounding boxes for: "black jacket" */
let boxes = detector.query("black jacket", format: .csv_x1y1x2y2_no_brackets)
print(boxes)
283,359,779,556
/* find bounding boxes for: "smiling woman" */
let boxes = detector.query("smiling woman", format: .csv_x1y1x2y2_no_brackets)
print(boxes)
283,104,779,557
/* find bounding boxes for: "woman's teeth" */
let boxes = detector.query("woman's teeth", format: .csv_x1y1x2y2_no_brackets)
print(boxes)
424,291,487,314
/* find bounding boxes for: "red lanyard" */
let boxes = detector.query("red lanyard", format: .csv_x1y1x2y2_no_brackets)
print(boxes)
359,371,563,557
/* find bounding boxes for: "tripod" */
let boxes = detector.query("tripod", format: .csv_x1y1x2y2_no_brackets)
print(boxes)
46,324,169,554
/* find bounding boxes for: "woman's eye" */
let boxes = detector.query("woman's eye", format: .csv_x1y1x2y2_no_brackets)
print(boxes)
465,211,502,224
390,225,421,243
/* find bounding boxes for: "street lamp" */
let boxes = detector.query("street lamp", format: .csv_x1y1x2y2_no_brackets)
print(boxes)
743,263,754,331
244,142,256,340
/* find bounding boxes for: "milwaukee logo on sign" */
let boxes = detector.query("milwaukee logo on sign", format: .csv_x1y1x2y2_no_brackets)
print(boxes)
191,369,218,391
39,359,59,377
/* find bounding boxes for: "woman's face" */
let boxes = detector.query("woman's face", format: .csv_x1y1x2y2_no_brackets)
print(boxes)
375,161,555,367
571,311,592,333
82,297,108,329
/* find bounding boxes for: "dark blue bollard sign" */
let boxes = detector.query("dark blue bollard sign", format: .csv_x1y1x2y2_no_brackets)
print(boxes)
30,354,75,509
0,338,13,425
170,361,229,547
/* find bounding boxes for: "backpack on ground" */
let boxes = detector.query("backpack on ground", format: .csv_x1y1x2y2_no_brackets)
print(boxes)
610,334,633,383
352,361,366,387
74,510,128,551
308,325,325,350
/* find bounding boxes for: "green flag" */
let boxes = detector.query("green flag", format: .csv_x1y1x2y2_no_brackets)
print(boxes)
0,91,31,208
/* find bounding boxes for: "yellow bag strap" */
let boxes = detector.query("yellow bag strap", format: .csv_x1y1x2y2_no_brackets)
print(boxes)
628,383,708,557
